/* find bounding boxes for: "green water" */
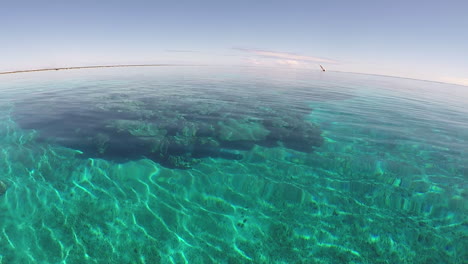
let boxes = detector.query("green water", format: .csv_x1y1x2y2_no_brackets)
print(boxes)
0,68,466,263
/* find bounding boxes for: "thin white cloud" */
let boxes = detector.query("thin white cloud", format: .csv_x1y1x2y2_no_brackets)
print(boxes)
165,50,198,53
235,48,338,64
276,59,301,66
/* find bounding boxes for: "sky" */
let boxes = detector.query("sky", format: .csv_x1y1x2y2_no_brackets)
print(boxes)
1,0,467,86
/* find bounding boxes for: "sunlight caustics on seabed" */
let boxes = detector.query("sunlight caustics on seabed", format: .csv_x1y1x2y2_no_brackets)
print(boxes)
0,67,466,263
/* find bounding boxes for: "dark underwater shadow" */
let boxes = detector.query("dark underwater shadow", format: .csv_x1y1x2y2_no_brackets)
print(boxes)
13,86,327,169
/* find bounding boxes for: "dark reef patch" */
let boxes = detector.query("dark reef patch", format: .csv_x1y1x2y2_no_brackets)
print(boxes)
13,86,325,169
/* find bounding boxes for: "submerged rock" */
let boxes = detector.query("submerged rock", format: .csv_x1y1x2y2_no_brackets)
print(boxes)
218,118,270,142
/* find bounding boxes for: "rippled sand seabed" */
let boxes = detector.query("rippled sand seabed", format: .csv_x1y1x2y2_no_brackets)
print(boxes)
0,96,466,264
1,69,467,264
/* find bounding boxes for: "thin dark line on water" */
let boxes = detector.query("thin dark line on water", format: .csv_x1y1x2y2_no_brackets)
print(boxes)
0,64,206,75
1,64,466,88
330,70,468,88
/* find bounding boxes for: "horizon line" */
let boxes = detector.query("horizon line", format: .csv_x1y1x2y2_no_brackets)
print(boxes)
0,64,466,88
0,64,206,75
328,70,468,88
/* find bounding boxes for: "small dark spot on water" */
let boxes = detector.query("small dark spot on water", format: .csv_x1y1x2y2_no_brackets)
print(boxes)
236,223,245,228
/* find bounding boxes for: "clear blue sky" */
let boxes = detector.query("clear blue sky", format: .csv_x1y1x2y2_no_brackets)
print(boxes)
2,0,467,85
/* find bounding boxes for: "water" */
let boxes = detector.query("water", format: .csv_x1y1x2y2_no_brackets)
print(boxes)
0,67,466,263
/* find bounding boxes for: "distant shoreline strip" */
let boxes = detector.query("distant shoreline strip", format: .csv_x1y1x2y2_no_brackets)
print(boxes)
0,64,194,75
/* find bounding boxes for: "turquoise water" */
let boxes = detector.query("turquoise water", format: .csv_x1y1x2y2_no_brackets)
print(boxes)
0,67,466,263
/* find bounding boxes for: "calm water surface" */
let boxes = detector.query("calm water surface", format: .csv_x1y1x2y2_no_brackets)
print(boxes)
0,67,466,263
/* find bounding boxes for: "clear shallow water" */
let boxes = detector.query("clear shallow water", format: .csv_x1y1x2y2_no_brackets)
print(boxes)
0,67,466,263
